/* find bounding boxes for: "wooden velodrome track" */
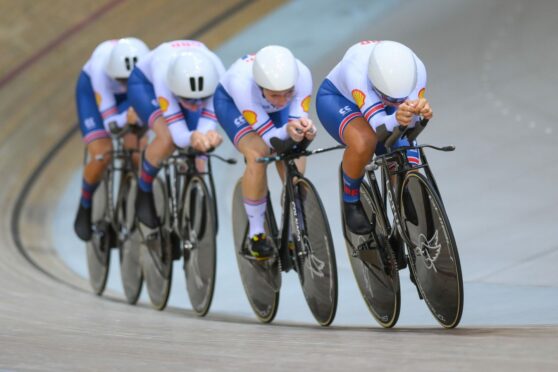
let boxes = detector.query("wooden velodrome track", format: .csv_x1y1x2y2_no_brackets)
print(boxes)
0,0,284,287
0,0,291,367
2,0,558,370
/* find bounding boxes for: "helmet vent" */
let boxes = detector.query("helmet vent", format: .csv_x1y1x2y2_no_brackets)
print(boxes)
124,57,131,71
188,77,205,92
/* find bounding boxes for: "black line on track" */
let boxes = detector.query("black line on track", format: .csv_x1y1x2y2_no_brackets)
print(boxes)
10,0,257,290
11,127,85,291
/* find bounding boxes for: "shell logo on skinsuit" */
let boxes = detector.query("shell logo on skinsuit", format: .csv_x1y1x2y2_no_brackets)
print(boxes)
158,97,169,112
418,88,426,99
352,89,366,109
301,96,311,113
242,110,257,125
95,92,102,106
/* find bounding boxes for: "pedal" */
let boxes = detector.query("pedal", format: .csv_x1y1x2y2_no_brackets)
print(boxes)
239,248,276,263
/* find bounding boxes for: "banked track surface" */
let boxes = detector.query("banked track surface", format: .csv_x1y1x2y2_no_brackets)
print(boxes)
2,0,558,371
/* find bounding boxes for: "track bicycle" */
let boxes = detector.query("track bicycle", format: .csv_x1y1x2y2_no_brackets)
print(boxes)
341,119,464,328
85,124,145,303
232,139,341,325
139,147,236,314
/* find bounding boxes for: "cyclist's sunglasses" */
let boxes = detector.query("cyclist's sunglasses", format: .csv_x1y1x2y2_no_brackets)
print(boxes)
372,86,407,105
178,96,210,106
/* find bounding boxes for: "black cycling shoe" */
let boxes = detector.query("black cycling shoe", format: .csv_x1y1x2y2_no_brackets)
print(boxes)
135,187,161,228
343,200,373,235
247,233,274,260
74,204,92,241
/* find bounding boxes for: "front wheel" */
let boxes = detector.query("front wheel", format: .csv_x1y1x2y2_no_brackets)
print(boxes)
118,173,143,304
290,178,338,326
232,178,280,323
86,179,111,295
399,172,464,328
182,175,217,316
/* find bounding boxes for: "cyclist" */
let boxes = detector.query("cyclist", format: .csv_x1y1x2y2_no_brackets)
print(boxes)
74,37,149,241
316,40,433,234
214,45,316,259
128,40,225,228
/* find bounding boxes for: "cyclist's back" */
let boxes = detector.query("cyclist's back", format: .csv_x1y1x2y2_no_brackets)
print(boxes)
128,40,225,228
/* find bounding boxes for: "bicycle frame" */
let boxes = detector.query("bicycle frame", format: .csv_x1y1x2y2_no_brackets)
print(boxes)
160,148,234,242
277,157,303,272
365,143,454,249
161,151,212,242
83,131,139,233
258,143,344,271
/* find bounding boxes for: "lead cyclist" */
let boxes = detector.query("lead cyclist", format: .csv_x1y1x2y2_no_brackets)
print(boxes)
315,40,433,235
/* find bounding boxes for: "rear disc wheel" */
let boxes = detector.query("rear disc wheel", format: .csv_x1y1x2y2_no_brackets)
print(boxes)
118,174,143,304
341,168,400,328
141,178,172,310
232,178,280,323
86,180,110,296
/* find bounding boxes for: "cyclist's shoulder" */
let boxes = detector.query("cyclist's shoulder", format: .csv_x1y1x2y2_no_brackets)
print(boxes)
84,40,116,70
295,59,311,77
221,59,254,91
344,40,380,58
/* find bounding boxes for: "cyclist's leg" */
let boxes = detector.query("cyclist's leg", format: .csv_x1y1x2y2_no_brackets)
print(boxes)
214,85,273,258
316,79,375,234
128,68,173,227
236,133,274,258
75,71,113,241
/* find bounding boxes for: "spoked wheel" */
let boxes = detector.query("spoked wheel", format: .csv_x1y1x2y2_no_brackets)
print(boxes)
86,180,111,295
182,175,217,316
290,178,338,326
400,172,463,328
140,178,173,310
118,173,143,304
232,178,280,323
340,169,400,328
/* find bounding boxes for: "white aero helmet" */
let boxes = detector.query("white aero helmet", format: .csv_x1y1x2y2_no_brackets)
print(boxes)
368,41,417,101
167,51,220,99
253,45,298,91
106,37,149,79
